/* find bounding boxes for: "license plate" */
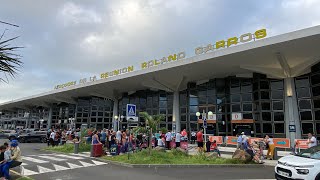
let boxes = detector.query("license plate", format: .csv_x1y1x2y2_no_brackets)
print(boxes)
278,170,289,177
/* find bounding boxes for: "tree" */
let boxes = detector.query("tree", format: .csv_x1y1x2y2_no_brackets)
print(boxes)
0,30,23,83
138,112,165,155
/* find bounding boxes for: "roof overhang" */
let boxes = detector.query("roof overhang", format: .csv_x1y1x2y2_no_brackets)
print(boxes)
1,25,320,110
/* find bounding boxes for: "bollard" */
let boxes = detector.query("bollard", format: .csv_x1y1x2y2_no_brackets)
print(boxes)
273,147,278,160
74,142,79,154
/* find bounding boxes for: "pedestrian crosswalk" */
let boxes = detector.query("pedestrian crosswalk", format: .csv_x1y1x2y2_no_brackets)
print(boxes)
17,153,108,176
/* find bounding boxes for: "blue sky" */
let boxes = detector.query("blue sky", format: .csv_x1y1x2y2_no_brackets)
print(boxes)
0,0,319,103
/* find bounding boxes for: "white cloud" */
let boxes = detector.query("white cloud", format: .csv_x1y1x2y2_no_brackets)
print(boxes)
58,2,102,26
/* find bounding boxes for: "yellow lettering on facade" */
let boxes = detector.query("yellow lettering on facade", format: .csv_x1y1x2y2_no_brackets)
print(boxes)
177,52,186,59
155,59,160,65
195,47,203,55
204,44,213,53
148,60,154,68
216,40,225,49
113,69,119,76
128,66,134,72
161,57,167,64
168,54,177,61
255,29,267,39
141,62,147,69
240,33,252,43
227,37,238,47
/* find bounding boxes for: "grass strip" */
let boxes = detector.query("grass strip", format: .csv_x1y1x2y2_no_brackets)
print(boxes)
103,149,248,165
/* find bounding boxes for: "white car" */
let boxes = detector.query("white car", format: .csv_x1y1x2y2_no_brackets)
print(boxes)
275,145,320,180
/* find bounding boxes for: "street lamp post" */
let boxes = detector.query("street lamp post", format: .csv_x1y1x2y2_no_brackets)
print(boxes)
196,110,213,147
114,115,124,131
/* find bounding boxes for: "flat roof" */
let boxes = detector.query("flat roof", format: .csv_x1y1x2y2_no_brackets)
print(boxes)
1,25,320,110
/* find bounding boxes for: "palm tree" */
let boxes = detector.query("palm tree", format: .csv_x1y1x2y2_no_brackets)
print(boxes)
138,112,165,155
0,31,23,83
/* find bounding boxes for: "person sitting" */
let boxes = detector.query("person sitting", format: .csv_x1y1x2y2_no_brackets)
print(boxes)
210,140,221,157
9,140,22,168
0,144,13,180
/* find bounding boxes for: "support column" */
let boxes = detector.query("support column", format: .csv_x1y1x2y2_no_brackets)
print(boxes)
48,107,53,129
284,77,301,146
112,99,119,131
173,91,180,133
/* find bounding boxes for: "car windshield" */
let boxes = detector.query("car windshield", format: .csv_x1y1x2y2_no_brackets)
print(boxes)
296,145,320,159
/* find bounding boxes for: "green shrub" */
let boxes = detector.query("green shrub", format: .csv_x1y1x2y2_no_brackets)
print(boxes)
103,149,247,165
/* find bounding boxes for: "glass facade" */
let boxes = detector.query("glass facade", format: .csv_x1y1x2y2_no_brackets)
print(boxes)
295,63,320,140
183,74,285,138
75,97,113,129
118,90,173,130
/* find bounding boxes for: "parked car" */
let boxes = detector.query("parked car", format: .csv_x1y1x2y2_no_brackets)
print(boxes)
17,131,47,143
275,145,320,180
0,130,19,140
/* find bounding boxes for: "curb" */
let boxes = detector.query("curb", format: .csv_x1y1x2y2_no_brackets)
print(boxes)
97,158,271,168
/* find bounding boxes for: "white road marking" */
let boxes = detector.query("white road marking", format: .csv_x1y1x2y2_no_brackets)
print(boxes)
67,162,83,169
21,163,28,166
21,166,38,176
53,164,70,171
22,156,49,163
79,161,95,167
71,153,91,158
91,160,108,165
53,154,84,160
37,165,55,173
38,155,66,161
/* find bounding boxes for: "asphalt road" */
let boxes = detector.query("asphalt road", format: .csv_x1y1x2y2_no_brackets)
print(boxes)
0,139,277,180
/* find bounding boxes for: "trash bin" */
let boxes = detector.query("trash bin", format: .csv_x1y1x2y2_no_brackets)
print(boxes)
92,144,103,157
74,142,80,154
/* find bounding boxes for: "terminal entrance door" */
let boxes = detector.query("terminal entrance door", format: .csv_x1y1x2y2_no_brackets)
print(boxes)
233,124,252,136
231,119,254,136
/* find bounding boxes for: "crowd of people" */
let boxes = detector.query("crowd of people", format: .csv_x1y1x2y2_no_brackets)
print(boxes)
47,128,81,147
47,126,319,164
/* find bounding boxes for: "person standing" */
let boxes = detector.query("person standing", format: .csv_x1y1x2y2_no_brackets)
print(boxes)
116,130,122,144
307,133,317,148
165,131,172,150
264,135,275,160
196,129,204,152
101,129,107,147
181,129,187,142
191,130,196,144
237,133,243,149
92,131,102,145
175,131,181,148
50,130,56,147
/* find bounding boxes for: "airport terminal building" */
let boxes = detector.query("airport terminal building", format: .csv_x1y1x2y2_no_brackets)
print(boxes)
1,26,320,143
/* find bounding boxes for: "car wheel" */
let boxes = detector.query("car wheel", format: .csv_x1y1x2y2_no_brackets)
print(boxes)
41,137,47,143
19,138,25,143
315,173,320,180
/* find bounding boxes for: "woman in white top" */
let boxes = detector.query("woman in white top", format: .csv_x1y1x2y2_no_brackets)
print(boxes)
264,135,275,160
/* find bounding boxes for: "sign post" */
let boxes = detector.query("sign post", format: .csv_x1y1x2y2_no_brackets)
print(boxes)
202,111,207,145
126,104,137,160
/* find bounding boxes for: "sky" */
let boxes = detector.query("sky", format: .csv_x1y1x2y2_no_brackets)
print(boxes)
0,0,320,103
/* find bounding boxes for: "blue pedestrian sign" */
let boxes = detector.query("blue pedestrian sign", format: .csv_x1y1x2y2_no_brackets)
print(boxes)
126,104,136,117
203,115,207,128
